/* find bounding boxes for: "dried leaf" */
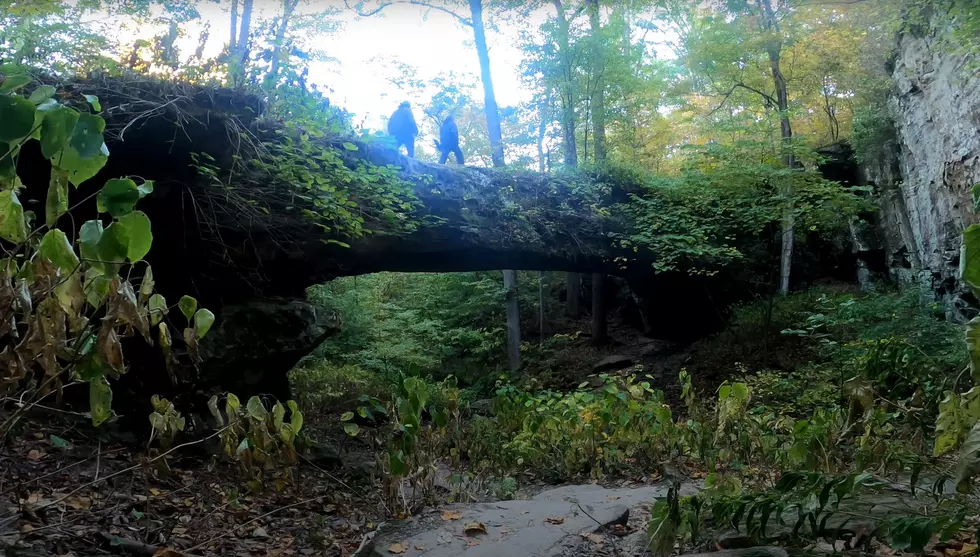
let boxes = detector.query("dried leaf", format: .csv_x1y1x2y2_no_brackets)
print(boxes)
27,449,43,461
388,543,406,554
949,543,978,557
463,521,488,535
545,516,565,525
414,546,425,551
441,510,462,521
152,549,184,557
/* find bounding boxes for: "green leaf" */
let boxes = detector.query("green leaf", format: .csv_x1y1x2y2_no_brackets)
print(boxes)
287,400,303,433
0,190,28,243
99,211,152,262
0,94,36,142
149,294,167,326
193,308,215,339
79,219,105,273
45,168,69,227
390,450,406,475
955,422,980,492
28,85,56,105
178,295,198,321
342,142,358,151
84,94,101,112
39,229,79,273
54,142,108,187
69,113,105,159
340,411,354,421
343,422,360,437
96,178,140,216
49,434,70,449
90,377,113,427
0,142,16,183
246,396,267,421
40,106,78,159
964,224,980,299
138,180,154,198
0,74,31,93
83,269,110,307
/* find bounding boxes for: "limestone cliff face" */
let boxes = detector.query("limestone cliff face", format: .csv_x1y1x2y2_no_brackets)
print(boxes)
867,23,980,317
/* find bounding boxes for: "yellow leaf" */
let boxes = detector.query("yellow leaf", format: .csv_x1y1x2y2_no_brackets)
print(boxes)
388,543,406,554
149,488,162,496
441,510,462,521
463,521,488,535
950,543,978,557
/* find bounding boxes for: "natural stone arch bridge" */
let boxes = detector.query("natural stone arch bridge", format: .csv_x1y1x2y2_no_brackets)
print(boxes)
22,77,658,404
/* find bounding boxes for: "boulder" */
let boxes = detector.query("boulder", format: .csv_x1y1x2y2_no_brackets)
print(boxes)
198,298,341,401
591,355,634,374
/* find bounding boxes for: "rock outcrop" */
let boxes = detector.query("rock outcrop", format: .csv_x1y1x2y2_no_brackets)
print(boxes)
866,20,980,318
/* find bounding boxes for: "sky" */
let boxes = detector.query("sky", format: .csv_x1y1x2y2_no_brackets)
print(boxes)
124,0,541,131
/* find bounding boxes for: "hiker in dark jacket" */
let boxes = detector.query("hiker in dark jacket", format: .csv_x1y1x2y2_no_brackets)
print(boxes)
435,115,464,165
387,101,419,157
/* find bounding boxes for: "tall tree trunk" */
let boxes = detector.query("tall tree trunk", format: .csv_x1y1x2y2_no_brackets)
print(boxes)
232,0,253,86
539,272,546,344
591,273,607,345
269,0,299,87
551,0,577,168
537,92,551,173
469,0,505,168
566,271,580,318
587,0,606,162
587,0,608,342
758,0,795,295
230,0,238,51
503,270,521,372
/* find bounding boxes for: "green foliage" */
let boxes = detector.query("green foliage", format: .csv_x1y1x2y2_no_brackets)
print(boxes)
0,68,211,431
207,393,304,491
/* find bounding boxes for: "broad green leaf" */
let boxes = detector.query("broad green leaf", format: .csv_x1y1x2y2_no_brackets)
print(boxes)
79,219,105,272
45,168,69,227
343,422,360,437
40,106,78,159
137,180,154,198
969,317,980,382
97,178,140,216
390,450,406,475
178,295,198,321
340,411,354,421
84,94,101,112
342,142,358,151
935,392,963,457
90,377,113,427
287,400,303,433
69,113,105,158
272,402,285,429
964,224,980,299
148,294,167,326
83,269,111,308
0,190,28,243
246,396,267,421
100,211,152,262
39,229,79,273
0,74,31,93
28,85,56,105
0,95,36,142
54,142,108,187
193,308,215,339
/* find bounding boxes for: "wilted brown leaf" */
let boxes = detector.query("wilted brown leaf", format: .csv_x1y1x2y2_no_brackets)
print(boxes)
388,543,406,554
152,549,184,557
414,546,425,551
27,449,43,461
545,516,564,525
441,510,462,521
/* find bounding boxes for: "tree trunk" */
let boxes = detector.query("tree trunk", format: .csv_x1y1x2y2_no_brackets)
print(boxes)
469,0,505,168
551,0,577,168
503,270,521,372
230,0,238,51
566,271,580,318
539,271,546,344
537,92,550,173
587,0,606,162
758,0,794,295
269,0,299,86
591,273,607,345
233,0,253,86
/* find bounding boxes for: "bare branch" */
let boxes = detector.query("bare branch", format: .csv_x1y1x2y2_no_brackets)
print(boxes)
343,0,472,26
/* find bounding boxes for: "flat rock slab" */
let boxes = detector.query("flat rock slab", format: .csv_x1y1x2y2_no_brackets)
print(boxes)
366,483,697,557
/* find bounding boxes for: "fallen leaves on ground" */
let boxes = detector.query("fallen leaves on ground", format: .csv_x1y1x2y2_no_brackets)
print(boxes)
545,516,565,525
388,542,407,554
441,509,462,521
414,545,425,550
463,520,488,535
581,532,605,544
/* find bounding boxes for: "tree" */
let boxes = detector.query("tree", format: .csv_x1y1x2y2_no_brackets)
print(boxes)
586,0,608,344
